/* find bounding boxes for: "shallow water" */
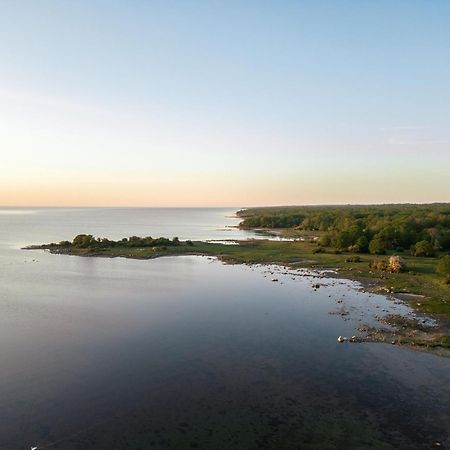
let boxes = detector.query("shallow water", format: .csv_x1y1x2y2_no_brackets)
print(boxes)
0,208,449,449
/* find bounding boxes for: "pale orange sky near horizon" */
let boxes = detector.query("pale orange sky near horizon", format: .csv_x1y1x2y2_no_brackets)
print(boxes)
1,165,448,207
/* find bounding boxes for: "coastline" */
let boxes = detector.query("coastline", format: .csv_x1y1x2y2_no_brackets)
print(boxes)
25,238,450,356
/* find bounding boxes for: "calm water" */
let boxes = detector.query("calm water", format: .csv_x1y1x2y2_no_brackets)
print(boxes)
0,208,449,450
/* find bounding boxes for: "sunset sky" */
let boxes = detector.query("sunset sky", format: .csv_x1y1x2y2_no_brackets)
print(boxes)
1,1,449,207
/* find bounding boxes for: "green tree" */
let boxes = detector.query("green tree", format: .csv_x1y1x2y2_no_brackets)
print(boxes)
436,255,450,279
355,235,369,253
413,240,434,257
72,234,96,248
369,238,386,255
332,230,355,249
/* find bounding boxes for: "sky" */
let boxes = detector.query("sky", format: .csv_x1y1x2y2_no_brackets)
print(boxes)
0,0,449,207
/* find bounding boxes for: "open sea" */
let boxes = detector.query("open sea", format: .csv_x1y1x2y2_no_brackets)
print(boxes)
0,207,449,449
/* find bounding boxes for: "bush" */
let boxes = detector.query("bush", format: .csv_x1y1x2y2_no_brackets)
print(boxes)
388,255,406,273
345,256,361,263
371,260,388,271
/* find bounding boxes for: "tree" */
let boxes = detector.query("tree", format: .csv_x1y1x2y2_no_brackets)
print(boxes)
369,238,386,255
356,236,369,253
332,230,355,249
436,255,450,280
413,240,434,257
72,234,96,248
319,233,331,247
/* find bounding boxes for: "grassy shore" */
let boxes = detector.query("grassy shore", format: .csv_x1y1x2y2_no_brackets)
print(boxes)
28,238,450,314
27,237,450,352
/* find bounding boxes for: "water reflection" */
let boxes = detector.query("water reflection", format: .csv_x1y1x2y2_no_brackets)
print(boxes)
0,256,448,449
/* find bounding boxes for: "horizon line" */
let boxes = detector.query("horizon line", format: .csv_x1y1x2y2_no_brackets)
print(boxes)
1,201,450,209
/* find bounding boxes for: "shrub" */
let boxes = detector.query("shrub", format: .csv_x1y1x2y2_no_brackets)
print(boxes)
388,255,406,273
371,260,388,271
345,256,361,263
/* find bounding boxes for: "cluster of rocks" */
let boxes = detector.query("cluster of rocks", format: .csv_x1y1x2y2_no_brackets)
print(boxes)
337,335,362,343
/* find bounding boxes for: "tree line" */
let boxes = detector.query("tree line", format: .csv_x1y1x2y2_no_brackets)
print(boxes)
60,234,185,249
238,204,450,256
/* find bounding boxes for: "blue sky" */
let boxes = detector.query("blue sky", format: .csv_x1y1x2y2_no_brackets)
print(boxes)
0,1,449,206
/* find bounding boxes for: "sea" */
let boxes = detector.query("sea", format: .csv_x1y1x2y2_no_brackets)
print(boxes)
0,207,449,449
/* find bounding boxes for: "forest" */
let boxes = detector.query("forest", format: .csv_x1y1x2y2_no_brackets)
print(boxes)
238,204,450,256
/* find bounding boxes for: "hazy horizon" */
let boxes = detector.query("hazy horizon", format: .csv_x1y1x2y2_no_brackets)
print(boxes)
1,1,449,206
1,201,450,210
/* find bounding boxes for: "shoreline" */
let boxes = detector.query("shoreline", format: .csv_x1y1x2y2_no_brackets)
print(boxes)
25,239,450,356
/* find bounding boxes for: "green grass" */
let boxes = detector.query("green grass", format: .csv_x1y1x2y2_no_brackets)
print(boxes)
399,335,450,349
